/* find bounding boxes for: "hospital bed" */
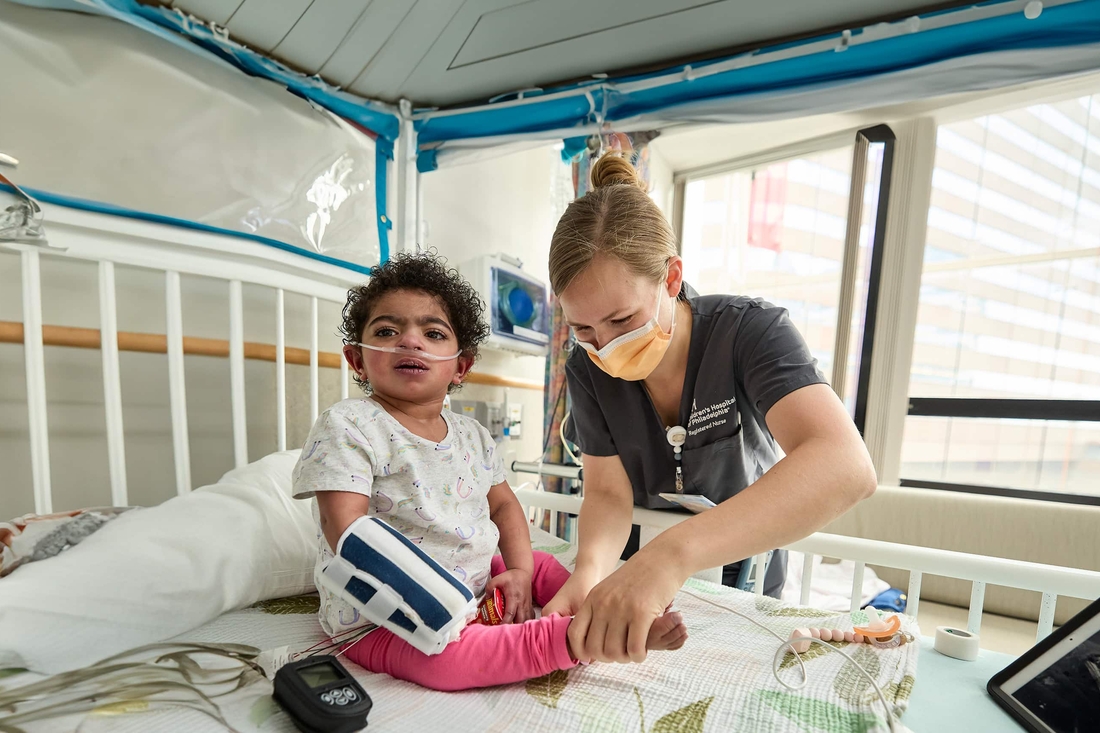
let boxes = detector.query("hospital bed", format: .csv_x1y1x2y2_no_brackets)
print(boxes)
3,201,1100,732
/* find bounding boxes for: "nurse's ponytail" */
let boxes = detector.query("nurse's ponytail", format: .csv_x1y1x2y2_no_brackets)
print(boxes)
549,152,677,295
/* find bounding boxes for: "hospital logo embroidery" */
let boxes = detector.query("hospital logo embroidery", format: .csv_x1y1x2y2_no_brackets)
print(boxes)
687,397,737,437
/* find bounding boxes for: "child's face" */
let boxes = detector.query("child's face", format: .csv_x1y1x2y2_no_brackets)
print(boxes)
343,289,473,404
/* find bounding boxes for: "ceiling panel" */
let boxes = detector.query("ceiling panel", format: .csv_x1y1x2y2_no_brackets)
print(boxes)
318,0,415,87
452,0,718,68
346,0,466,102
225,0,312,51
162,0,976,107
271,0,374,72
171,0,242,27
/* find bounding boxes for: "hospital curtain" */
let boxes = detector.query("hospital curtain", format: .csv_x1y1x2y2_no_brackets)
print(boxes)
541,131,659,536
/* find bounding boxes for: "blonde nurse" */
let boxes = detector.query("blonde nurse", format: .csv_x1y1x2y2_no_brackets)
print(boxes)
541,153,877,664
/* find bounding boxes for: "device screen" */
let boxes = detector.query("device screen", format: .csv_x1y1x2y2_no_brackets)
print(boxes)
297,661,343,689
1006,626,1100,732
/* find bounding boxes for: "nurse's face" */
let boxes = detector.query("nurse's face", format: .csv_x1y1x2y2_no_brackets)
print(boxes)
559,255,684,351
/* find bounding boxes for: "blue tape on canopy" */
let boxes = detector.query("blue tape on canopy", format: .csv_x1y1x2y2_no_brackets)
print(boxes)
414,0,1100,146
0,182,376,277
375,138,393,264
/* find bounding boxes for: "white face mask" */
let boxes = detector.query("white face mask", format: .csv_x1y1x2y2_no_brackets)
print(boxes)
350,342,461,361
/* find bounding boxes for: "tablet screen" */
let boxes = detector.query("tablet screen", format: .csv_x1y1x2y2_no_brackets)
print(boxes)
998,610,1100,732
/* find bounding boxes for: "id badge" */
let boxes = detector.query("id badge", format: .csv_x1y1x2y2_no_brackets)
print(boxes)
658,493,716,514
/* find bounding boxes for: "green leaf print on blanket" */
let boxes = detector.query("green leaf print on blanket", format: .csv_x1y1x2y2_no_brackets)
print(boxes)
759,690,884,733
650,696,714,733
779,640,849,671
833,645,881,707
535,541,574,555
884,675,915,704
251,595,321,615
766,607,843,620
526,669,570,708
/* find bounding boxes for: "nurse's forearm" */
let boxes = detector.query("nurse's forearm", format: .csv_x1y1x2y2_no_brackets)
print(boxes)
573,489,635,582
645,435,875,581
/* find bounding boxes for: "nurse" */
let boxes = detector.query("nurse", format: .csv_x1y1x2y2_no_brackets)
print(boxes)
541,154,877,664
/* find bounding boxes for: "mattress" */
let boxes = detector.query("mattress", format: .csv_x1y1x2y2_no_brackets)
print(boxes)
2,529,923,732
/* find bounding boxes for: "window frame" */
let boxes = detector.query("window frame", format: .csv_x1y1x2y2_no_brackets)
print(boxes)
674,125,896,435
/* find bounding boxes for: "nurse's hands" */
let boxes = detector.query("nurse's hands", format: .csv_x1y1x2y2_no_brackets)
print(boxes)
567,550,685,663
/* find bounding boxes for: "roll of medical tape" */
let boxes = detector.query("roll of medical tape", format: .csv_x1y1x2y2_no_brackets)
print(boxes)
934,626,980,661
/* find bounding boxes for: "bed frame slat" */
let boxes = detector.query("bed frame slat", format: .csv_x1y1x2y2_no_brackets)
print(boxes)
98,261,127,506
21,250,52,514
165,271,191,495
850,561,866,613
799,552,813,606
906,571,922,617
1037,592,1057,642
968,580,986,635
754,553,768,597
276,288,287,452
310,296,319,422
229,280,247,468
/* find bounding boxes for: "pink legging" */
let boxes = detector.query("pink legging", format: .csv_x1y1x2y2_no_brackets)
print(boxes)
343,551,576,691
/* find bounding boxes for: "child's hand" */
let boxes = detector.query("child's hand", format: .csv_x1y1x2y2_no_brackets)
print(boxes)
486,569,534,623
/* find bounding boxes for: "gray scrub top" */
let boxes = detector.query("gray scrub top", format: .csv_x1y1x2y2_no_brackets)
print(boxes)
564,288,827,593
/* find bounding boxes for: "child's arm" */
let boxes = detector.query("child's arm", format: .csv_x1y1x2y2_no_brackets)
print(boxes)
316,491,372,553
486,481,535,623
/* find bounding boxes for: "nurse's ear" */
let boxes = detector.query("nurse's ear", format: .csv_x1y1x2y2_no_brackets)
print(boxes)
664,256,685,297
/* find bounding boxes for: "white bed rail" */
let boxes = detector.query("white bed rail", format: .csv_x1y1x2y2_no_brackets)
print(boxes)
2,202,360,512
513,487,1100,645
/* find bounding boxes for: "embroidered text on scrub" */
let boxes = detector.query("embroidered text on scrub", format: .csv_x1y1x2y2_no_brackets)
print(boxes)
350,343,461,361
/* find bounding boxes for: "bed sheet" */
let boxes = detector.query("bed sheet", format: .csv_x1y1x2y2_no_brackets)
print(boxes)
2,529,924,733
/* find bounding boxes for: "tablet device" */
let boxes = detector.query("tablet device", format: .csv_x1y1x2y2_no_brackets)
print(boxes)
988,595,1100,732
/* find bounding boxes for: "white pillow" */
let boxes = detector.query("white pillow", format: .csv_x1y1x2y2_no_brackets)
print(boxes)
0,449,316,674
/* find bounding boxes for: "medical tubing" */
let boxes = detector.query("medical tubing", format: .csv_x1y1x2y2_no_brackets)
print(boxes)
349,342,460,361
680,588,900,732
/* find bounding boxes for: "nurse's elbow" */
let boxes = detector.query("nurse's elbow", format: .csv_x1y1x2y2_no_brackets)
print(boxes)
852,448,877,502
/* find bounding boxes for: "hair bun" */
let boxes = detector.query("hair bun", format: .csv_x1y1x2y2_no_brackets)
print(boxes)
590,153,647,192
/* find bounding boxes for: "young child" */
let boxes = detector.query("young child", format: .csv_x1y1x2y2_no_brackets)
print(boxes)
292,252,687,691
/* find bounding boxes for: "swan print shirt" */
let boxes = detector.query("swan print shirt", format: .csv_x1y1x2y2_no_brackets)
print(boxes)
292,397,505,636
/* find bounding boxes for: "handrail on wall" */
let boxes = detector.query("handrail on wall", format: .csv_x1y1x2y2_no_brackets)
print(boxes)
0,320,544,391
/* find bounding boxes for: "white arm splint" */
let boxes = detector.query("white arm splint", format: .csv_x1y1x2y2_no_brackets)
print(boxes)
318,516,476,655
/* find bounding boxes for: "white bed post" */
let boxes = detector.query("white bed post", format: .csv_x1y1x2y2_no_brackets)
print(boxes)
341,354,349,401
394,99,419,254
229,280,247,468
799,552,814,606
98,261,128,506
21,250,52,515
1037,592,1057,642
275,288,287,452
850,561,866,614
165,271,191,495
310,296,319,421
906,571,922,618
968,580,986,636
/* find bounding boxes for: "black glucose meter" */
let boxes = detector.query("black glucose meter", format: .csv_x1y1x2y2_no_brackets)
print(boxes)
273,655,372,732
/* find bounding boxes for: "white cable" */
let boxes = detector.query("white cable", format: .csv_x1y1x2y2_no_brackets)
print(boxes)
560,410,582,466
679,588,903,732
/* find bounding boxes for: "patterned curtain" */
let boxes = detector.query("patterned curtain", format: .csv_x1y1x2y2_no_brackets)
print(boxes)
541,131,660,537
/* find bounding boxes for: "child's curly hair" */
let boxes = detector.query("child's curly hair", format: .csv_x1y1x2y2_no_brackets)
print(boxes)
341,251,490,393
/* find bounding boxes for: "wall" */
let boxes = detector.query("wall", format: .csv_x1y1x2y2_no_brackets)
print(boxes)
418,144,568,484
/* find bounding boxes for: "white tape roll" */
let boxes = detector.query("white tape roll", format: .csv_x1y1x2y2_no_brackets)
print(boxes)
934,626,980,661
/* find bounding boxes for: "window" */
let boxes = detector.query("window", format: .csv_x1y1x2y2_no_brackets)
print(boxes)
680,127,894,430
900,97,1100,503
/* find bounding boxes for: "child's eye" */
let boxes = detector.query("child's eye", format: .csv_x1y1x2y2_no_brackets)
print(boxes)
426,330,448,340
374,327,397,338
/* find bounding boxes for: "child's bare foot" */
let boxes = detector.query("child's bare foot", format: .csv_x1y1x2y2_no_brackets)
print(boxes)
646,611,688,651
